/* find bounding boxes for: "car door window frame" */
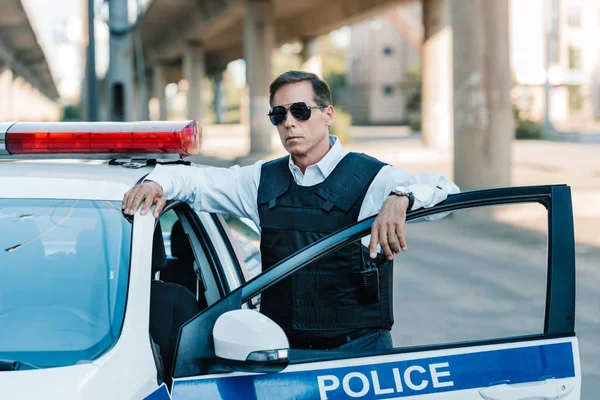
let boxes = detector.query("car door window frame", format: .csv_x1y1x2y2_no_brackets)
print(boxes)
173,185,575,378
160,201,231,299
211,214,251,280
209,213,248,288
210,213,261,309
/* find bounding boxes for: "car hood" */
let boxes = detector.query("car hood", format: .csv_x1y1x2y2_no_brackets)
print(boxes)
0,363,102,400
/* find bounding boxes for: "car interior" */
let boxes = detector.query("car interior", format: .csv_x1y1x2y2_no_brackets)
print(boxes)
149,218,208,384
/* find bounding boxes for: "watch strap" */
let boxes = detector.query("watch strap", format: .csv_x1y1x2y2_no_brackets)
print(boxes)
389,189,415,210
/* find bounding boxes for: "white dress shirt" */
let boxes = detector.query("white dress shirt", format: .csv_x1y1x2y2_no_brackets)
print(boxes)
145,136,460,234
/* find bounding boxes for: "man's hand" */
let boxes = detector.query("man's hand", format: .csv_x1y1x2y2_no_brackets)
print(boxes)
369,195,409,260
122,181,166,219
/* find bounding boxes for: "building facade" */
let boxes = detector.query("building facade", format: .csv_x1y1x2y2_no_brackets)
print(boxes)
511,0,600,130
345,0,600,128
343,3,422,125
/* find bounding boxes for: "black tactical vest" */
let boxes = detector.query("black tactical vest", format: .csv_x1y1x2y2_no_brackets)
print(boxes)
257,152,394,337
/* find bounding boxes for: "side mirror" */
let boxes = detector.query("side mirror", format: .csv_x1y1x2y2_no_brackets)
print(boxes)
213,309,290,373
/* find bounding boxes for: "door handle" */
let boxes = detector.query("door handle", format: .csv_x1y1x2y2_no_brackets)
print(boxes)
479,379,574,400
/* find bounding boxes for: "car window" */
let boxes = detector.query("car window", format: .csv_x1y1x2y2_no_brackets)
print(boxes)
221,215,261,281
248,202,548,350
391,203,548,347
173,187,576,381
159,209,179,259
155,209,201,297
156,207,223,307
0,198,131,368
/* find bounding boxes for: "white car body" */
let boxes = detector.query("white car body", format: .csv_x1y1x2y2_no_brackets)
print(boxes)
0,122,582,400
0,162,159,400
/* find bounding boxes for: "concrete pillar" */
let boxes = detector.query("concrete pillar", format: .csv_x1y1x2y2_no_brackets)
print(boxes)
452,0,512,191
301,37,323,78
14,77,26,121
244,0,274,155
32,89,41,120
33,89,44,121
152,64,167,120
183,41,205,121
0,69,13,121
106,0,134,121
422,0,453,150
136,72,151,120
214,69,225,124
23,84,32,121
22,82,33,121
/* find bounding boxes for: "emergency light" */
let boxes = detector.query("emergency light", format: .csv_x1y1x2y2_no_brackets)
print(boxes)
0,120,201,158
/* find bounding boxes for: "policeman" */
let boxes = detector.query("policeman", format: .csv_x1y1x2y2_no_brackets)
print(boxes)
123,70,459,351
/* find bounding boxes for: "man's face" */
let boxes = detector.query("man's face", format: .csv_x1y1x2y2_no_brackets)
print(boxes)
271,81,334,158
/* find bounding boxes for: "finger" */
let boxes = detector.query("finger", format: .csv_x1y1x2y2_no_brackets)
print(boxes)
369,225,379,258
123,188,138,214
140,192,154,216
379,225,393,260
396,224,407,251
127,187,143,214
153,197,166,219
388,224,400,254
122,190,130,210
130,189,148,215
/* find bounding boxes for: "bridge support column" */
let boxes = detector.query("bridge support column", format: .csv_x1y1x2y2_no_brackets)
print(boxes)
135,72,151,121
421,0,452,150
301,37,322,78
0,69,13,121
214,69,225,124
244,0,274,155
107,0,134,121
184,41,205,122
12,77,25,121
22,83,33,121
452,0,512,190
152,64,167,120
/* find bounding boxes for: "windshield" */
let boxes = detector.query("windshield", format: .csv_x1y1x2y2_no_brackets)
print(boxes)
0,199,131,368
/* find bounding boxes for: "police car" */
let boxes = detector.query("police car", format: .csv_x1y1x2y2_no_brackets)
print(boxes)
0,121,581,399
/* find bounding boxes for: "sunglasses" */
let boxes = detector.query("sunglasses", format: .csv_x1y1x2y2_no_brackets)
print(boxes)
268,102,326,126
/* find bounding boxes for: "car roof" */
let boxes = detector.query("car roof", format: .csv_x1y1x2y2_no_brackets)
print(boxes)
0,159,155,187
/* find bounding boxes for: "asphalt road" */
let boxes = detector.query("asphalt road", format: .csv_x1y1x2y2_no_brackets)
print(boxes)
390,216,600,399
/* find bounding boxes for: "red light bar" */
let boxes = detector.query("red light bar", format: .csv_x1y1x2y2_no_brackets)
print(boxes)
3,121,202,157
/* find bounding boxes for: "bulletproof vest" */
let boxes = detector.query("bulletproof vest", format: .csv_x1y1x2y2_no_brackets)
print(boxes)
257,152,394,335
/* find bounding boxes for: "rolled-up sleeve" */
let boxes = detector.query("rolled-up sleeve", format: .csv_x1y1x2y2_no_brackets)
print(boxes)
143,161,264,227
359,165,460,221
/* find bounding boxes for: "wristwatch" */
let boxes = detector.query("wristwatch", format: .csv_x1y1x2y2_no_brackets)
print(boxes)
389,187,415,210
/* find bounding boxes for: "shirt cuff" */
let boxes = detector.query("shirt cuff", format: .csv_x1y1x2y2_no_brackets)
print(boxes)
144,165,175,199
404,185,429,210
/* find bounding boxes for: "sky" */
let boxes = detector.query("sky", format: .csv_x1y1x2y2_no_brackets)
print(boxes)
22,0,83,100
21,0,149,102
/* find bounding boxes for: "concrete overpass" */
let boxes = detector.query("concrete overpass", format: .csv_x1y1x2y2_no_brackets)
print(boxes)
141,0,407,73
0,0,60,122
138,0,513,190
139,0,413,154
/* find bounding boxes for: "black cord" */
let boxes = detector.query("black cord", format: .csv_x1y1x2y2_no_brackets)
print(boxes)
107,159,191,167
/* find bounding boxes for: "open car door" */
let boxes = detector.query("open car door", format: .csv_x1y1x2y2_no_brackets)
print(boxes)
170,185,580,400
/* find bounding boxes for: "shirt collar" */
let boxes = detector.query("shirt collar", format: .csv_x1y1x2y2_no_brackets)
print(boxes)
288,135,346,178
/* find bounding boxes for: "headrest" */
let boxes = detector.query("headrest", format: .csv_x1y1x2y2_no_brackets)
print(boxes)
170,220,194,261
152,221,167,274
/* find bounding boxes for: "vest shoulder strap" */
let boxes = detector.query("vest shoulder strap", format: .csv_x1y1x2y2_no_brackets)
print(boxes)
257,155,290,206
315,152,387,212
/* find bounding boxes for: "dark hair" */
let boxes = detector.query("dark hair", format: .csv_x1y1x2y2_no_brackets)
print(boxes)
269,70,332,107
